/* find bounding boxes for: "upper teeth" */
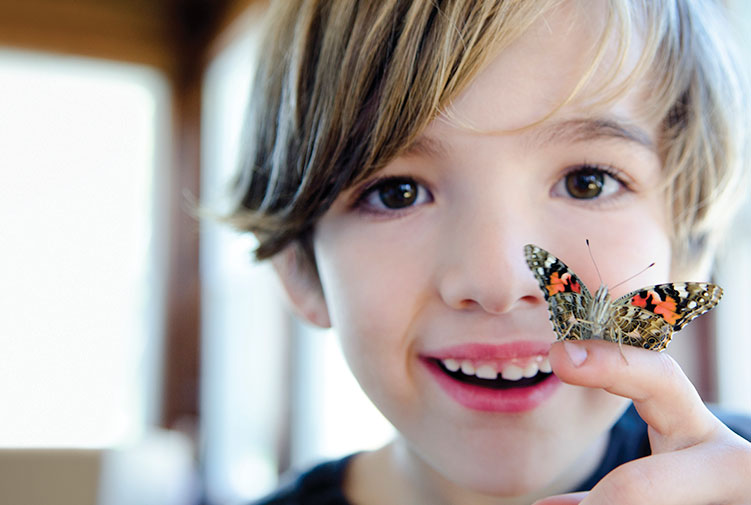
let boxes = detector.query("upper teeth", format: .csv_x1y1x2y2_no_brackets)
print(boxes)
441,355,551,381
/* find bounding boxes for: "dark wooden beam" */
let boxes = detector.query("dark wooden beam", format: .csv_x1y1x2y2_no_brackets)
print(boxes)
0,0,175,72
160,0,232,430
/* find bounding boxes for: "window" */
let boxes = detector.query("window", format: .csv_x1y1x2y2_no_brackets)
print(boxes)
0,48,169,447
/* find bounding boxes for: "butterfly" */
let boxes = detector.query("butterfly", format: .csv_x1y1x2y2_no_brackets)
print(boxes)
523,244,723,351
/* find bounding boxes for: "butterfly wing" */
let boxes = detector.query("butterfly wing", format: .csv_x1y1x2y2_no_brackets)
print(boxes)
524,244,593,341
611,282,723,351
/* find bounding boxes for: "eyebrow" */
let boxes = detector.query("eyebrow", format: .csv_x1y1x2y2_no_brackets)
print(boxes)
530,117,656,151
402,116,655,159
402,134,450,159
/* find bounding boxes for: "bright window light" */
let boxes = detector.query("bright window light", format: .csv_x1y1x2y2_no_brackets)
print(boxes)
0,48,169,448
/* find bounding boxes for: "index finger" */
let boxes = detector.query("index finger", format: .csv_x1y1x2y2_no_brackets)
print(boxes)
548,339,720,452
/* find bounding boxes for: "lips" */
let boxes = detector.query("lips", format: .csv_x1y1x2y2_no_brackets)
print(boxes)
422,342,561,413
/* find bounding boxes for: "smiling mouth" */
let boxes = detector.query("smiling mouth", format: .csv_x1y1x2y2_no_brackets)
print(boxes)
433,358,554,390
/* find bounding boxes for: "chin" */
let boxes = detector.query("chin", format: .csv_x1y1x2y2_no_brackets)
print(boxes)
446,462,557,498
421,438,564,498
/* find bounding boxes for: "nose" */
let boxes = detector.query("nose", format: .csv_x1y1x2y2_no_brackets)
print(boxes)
436,211,543,315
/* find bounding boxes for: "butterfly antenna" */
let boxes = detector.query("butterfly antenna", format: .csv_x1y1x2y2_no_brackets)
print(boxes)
611,262,656,291
585,239,604,286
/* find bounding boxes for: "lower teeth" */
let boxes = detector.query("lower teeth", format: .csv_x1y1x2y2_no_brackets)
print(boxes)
438,361,552,389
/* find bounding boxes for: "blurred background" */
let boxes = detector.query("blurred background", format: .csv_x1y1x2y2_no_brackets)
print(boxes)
0,0,749,504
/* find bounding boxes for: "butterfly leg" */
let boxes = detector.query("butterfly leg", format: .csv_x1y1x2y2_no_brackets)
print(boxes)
556,313,582,342
617,335,629,364
603,327,629,364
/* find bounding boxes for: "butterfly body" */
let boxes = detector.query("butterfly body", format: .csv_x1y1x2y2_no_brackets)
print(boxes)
584,285,613,340
524,244,723,351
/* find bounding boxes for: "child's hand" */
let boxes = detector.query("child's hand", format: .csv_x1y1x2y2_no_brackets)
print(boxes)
534,340,751,505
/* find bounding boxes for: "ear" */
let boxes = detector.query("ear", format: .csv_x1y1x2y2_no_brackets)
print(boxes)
271,245,331,328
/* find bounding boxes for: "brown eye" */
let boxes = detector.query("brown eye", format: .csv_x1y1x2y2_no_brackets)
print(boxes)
374,178,419,209
551,165,625,203
565,168,604,199
355,176,432,214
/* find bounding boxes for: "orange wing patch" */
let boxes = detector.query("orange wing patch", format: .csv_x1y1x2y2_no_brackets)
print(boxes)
631,291,680,325
654,300,680,325
546,272,582,297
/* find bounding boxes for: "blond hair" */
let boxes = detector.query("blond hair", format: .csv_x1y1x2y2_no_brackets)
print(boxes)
226,0,748,278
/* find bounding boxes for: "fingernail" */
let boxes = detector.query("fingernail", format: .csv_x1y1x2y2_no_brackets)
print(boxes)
564,341,587,367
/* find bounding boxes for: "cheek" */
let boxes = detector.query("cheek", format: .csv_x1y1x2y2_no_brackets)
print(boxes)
605,230,670,283
313,228,425,378
313,212,436,334
555,204,672,293
317,243,409,331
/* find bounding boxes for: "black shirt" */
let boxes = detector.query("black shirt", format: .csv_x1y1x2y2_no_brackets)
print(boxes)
252,404,751,504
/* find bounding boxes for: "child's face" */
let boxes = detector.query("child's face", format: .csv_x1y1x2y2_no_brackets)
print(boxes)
297,2,671,498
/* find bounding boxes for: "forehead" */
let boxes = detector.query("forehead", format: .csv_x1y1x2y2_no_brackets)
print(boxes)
444,0,652,136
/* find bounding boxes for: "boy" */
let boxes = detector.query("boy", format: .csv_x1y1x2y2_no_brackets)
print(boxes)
228,1,751,503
